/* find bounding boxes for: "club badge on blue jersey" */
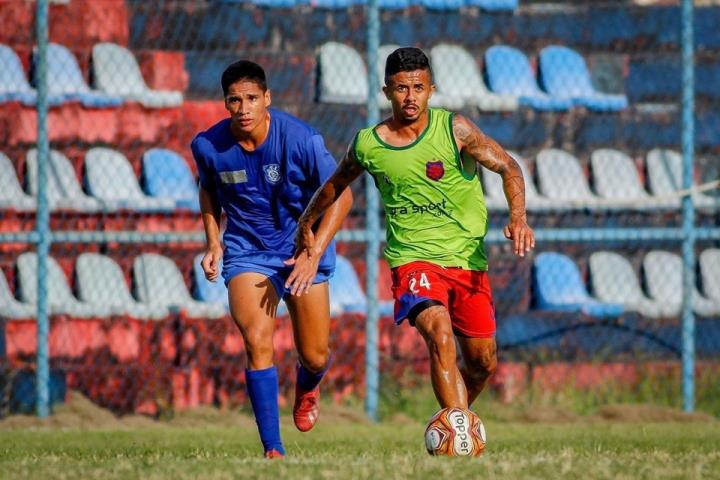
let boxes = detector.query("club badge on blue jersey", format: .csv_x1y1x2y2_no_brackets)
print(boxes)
263,164,282,184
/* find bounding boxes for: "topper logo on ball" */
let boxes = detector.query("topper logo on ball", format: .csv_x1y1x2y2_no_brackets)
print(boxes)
450,409,472,455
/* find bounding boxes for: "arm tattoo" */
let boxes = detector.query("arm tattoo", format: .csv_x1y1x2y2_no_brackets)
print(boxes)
452,114,527,219
300,142,364,226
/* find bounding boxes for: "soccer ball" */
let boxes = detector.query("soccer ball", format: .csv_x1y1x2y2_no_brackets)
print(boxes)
424,407,486,457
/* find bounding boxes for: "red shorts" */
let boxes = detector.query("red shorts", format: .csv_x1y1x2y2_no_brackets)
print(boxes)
391,261,496,338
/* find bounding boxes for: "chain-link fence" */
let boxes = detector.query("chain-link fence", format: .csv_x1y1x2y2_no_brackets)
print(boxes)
0,0,718,419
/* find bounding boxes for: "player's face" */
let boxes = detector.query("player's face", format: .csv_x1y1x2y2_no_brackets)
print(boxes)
225,80,271,134
383,69,435,123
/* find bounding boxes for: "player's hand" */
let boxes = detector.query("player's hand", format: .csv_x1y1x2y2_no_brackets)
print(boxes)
284,248,321,296
201,243,223,282
504,216,535,257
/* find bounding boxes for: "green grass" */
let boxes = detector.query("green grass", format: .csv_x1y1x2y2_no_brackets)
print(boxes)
2,419,719,479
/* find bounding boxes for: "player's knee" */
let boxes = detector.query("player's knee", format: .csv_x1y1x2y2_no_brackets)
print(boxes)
244,331,274,363
467,350,497,378
299,348,330,373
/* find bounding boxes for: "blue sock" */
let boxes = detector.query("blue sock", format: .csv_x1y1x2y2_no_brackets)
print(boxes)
246,366,285,455
297,354,332,392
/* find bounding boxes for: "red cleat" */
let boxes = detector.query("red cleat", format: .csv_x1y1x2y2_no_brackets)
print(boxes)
264,449,285,459
293,384,320,432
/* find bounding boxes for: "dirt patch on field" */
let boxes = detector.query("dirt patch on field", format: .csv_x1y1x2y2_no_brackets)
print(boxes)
593,404,717,423
0,391,259,431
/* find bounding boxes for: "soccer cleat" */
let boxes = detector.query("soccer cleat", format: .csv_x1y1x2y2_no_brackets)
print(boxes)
293,384,320,432
264,449,285,459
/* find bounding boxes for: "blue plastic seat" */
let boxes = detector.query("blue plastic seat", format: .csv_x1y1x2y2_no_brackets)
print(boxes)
533,252,624,318
329,255,367,315
43,43,123,108
0,44,36,105
539,45,628,112
312,0,364,8
465,0,518,11
420,0,465,10
142,148,200,212
485,46,572,112
192,254,229,309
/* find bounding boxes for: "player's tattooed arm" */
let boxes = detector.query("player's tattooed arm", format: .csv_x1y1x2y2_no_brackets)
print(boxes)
452,114,536,256
295,140,365,255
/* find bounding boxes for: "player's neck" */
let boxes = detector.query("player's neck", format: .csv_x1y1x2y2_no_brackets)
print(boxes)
231,112,271,151
386,110,430,141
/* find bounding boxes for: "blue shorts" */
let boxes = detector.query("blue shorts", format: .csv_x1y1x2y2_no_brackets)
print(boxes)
222,259,333,299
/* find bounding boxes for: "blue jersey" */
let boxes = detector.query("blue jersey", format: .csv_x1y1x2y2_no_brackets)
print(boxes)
191,108,337,272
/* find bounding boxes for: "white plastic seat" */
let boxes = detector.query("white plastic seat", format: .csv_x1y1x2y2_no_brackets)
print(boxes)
76,253,169,320
0,152,35,211
589,251,676,318
0,269,35,319
26,149,102,212
317,42,368,105
134,253,226,319
646,149,718,212
0,44,36,105
429,44,517,112
84,147,176,212
591,148,675,210
17,253,110,318
699,249,720,303
44,43,123,108
643,250,720,317
536,148,601,210
482,151,560,212
92,43,183,108
375,44,401,110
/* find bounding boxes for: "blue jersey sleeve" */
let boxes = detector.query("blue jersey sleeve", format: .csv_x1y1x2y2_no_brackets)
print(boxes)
190,137,215,191
302,134,338,187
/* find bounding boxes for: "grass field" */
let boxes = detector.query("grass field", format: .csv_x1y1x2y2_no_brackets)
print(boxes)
1,395,719,480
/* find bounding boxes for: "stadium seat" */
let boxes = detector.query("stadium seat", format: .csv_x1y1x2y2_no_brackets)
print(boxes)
375,44,401,109
0,44,36,105
429,44,517,111
0,269,36,319
134,253,226,319
533,252,624,317
646,149,718,212
590,148,676,211
92,43,183,108
536,148,600,209
192,254,229,309
484,46,572,112
0,152,35,211
142,148,200,212
465,0,518,11
328,255,367,315
17,252,111,318
420,0,464,10
481,151,559,212
313,0,364,7
589,251,676,319
76,253,169,320
643,250,720,317
317,42,368,105
538,45,628,112
41,43,124,108
699,249,720,303
85,147,176,212
25,149,102,212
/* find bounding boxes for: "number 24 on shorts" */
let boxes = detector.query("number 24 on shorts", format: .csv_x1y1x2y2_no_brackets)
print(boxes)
409,273,432,294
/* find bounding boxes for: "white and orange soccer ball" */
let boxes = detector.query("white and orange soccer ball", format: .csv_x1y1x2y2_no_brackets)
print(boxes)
424,407,486,457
